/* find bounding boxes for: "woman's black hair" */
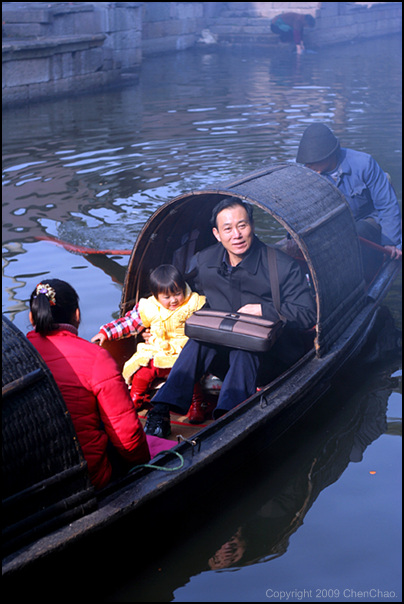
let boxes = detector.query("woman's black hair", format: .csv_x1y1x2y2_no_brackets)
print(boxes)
210,197,254,229
30,279,80,334
149,264,186,298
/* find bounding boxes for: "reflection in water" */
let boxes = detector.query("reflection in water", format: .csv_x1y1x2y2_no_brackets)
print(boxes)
105,354,401,602
208,375,392,571
2,39,402,251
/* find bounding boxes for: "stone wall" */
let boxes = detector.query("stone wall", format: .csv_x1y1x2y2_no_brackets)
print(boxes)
142,2,204,55
207,2,402,48
2,2,402,107
224,2,320,18
2,2,143,107
313,2,402,46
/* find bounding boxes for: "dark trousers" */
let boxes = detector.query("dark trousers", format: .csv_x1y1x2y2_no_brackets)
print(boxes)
356,218,383,282
151,338,262,418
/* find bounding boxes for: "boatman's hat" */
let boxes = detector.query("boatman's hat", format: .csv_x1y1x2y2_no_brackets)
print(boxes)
296,123,339,164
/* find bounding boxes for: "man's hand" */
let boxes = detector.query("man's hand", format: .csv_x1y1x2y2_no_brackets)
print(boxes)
237,304,262,316
384,245,402,260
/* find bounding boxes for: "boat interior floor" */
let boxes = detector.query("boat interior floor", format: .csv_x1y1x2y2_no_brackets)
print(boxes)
138,407,213,442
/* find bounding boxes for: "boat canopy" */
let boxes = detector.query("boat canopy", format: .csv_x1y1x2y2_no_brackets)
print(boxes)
2,315,96,556
121,164,366,357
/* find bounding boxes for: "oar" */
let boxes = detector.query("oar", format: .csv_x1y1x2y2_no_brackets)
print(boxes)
359,236,393,257
35,234,132,255
35,234,394,259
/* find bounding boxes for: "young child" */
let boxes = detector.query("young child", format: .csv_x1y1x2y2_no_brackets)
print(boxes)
92,265,208,418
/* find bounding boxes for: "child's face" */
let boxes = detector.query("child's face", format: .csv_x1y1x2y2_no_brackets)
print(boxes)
157,289,185,310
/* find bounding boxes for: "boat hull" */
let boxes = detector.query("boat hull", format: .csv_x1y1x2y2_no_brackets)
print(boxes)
2,261,400,577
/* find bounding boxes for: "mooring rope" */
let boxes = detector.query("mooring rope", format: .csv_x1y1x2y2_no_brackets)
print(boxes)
129,449,184,473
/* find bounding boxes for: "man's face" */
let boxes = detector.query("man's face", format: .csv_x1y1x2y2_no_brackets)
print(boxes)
305,153,338,174
213,204,254,266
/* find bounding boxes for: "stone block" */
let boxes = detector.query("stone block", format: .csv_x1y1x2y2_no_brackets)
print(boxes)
77,48,104,75
2,84,30,104
60,52,74,79
143,20,182,38
143,2,171,22
226,2,251,12
108,30,140,52
2,23,44,38
49,53,63,81
143,33,195,56
51,10,97,37
318,3,342,17
2,8,51,24
3,56,50,86
110,6,142,32
170,3,203,20
142,20,166,39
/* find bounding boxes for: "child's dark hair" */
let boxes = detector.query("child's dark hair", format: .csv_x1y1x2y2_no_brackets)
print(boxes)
210,197,254,228
149,265,186,298
30,279,80,334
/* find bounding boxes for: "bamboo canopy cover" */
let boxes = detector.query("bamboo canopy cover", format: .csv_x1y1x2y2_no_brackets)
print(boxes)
2,316,96,555
121,163,366,357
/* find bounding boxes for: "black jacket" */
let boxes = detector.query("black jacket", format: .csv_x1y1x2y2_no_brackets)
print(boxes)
190,236,316,330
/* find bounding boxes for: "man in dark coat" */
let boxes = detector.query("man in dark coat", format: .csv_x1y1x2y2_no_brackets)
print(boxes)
145,197,316,438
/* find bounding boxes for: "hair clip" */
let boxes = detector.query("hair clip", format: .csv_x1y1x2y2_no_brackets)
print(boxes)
35,283,56,306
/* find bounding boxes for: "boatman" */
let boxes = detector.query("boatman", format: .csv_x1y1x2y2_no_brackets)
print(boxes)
144,197,317,438
296,123,402,279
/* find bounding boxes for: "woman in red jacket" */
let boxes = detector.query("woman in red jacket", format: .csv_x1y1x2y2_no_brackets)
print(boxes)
27,279,154,490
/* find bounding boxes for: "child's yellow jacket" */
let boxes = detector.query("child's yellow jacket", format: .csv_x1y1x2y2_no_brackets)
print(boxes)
122,285,205,382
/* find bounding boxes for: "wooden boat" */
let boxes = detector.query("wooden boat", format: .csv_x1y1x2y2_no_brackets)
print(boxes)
2,163,401,582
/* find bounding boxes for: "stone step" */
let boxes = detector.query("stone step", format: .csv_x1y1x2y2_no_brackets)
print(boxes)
206,16,277,41
2,5,52,24
2,3,96,40
2,33,106,60
219,9,281,19
209,16,274,26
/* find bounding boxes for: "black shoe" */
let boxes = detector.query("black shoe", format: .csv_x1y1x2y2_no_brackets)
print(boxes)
144,408,171,438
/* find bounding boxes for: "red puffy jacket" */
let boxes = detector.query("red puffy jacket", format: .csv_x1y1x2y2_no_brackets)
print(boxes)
27,326,150,489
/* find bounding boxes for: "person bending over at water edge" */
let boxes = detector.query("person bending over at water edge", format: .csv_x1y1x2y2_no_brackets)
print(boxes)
27,279,173,490
270,12,316,55
297,123,402,280
92,264,208,423
144,197,317,439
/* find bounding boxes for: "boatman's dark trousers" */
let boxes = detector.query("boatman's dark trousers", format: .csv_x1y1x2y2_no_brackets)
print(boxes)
151,338,262,418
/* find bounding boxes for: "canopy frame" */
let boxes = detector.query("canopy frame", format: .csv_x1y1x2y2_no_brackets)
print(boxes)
121,164,366,357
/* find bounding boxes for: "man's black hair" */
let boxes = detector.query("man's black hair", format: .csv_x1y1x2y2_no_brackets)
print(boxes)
210,197,254,228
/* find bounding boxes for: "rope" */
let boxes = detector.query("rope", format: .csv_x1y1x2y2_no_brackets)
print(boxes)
128,450,184,473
